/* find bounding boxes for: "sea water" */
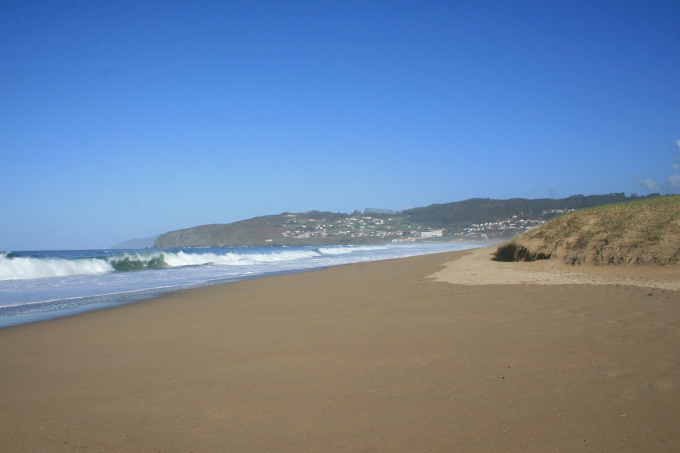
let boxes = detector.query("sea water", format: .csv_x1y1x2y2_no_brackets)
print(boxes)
0,242,482,327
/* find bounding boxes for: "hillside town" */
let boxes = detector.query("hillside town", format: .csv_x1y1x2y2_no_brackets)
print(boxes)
153,195,643,248
276,211,567,242
453,217,545,239
279,214,415,241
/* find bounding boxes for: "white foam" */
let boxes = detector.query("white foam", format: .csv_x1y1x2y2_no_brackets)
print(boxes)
163,249,321,267
0,254,114,281
318,245,388,255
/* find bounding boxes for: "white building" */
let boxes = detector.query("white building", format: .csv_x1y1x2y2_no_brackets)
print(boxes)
420,229,444,239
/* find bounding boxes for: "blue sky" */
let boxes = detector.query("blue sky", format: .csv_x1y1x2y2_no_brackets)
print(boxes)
1,0,679,250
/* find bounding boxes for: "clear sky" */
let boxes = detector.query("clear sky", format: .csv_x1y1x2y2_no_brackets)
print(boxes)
1,0,679,250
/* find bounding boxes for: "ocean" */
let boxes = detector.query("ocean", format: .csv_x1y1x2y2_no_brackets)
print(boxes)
0,242,482,328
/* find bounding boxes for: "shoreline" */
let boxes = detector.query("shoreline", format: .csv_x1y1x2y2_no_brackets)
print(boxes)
2,248,679,451
0,242,481,328
0,265,332,329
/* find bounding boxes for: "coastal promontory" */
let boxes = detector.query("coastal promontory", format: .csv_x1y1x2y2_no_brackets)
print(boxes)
154,194,651,248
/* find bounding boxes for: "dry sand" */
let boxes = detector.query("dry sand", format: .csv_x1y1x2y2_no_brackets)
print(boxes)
433,246,680,290
1,247,679,452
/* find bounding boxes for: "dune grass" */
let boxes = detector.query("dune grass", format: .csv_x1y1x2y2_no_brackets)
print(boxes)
495,195,680,265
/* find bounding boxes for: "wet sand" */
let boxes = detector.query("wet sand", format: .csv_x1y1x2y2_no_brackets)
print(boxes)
1,247,679,452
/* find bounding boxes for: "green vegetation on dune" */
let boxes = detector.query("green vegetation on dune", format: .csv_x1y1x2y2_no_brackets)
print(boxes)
495,195,680,265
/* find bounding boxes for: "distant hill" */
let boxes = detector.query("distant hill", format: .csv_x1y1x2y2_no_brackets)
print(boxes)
495,195,680,265
110,235,158,249
401,193,639,227
154,212,353,248
154,194,658,248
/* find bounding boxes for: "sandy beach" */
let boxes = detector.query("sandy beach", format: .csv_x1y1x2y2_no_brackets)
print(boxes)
1,247,679,452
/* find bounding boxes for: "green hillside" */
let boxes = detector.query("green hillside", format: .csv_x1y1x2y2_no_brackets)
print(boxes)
154,212,400,248
401,193,636,227
154,194,657,248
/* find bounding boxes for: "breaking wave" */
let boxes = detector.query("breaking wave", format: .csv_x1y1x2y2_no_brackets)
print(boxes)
163,249,321,267
0,252,114,280
0,249,327,281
